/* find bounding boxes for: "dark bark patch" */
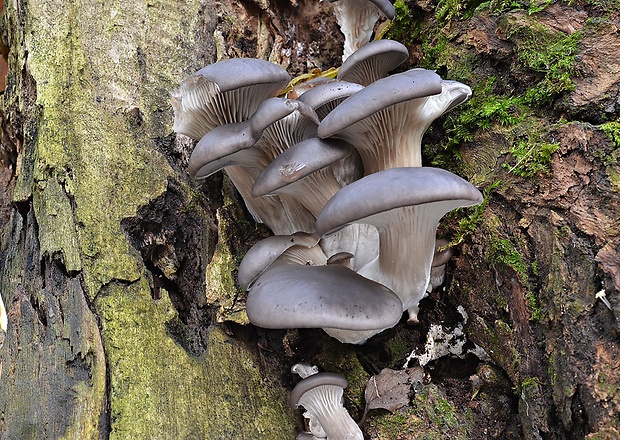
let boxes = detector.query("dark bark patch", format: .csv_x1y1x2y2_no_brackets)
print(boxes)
121,178,219,355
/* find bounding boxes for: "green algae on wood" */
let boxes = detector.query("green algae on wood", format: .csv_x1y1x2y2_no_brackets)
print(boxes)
32,178,82,273
96,279,296,439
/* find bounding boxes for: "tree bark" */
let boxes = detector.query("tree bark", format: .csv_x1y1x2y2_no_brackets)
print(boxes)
1,0,619,439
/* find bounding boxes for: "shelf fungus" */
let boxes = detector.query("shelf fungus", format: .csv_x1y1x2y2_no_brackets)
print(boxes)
316,167,483,324
246,264,402,344
318,69,471,173
291,365,363,439
337,39,409,86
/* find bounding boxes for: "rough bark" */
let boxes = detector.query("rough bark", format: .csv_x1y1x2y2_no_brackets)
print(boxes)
1,0,619,439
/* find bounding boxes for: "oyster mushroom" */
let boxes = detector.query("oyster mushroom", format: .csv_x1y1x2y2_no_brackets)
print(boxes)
337,39,409,86
290,371,363,439
246,263,402,344
171,58,290,140
188,97,315,234
328,0,396,61
318,69,443,172
316,167,483,323
318,70,472,173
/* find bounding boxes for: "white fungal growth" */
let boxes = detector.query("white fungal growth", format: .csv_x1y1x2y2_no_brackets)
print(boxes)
292,363,320,379
403,307,490,368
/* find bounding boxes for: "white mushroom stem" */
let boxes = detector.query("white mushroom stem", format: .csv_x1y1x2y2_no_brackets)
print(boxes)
357,204,447,323
297,385,363,439
335,99,430,172
331,0,382,61
227,165,316,235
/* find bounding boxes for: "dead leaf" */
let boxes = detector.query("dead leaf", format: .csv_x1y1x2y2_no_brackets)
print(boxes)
364,367,425,413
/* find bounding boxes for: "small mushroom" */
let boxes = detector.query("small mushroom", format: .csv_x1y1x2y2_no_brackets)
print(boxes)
316,167,483,323
292,363,320,379
318,69,443,173
171,58,290,140
237,232,320,290
427,239,453,293
328,0,396,61
296,80,364,121
291,371,363,439
253,137,353,217
188,97,299,179
337,39,409,86
246,264,402,344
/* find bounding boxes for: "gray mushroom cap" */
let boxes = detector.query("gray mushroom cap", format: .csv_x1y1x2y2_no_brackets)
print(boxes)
246,264,402,331
316,167,483,236
290,372,349,409
432,239,453,267
237,232,319,290
188,97,298,178
337,39,409,86
318,69,443,140
190,58,291,93
296,81,364,120
171,58,291,139
253,138,354,197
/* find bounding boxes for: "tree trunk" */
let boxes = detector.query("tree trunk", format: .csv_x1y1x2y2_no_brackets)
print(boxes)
1,0,619,439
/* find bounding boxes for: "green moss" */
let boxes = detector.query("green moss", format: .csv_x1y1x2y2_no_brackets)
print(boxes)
320,339,370,414
369,384,473,439
96,280,296,439
450,180,501,245
503,140,559,177
428,77,525,169
599,121,620,189
504,19,581,106
487,237,529,283
385,0,425,46
385,335,411,369
436,0,486,23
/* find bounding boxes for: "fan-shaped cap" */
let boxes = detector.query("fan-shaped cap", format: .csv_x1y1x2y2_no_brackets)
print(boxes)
290,372,349,408
337,39,409,86
253,138,354,197
316,167,483,236
297,81,364,120
238,233,319,290
318,69,443,139
246,264,402,331
188,97,299,179
171,58,291,139
191,58,290,93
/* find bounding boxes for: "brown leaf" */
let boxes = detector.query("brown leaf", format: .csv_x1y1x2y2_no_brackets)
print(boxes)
364,367,425,413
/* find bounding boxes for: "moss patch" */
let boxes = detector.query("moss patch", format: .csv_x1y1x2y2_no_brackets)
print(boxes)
96,280,296,439
368,383,473,439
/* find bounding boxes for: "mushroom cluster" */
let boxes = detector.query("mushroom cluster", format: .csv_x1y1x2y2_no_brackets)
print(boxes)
172,38,482,345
